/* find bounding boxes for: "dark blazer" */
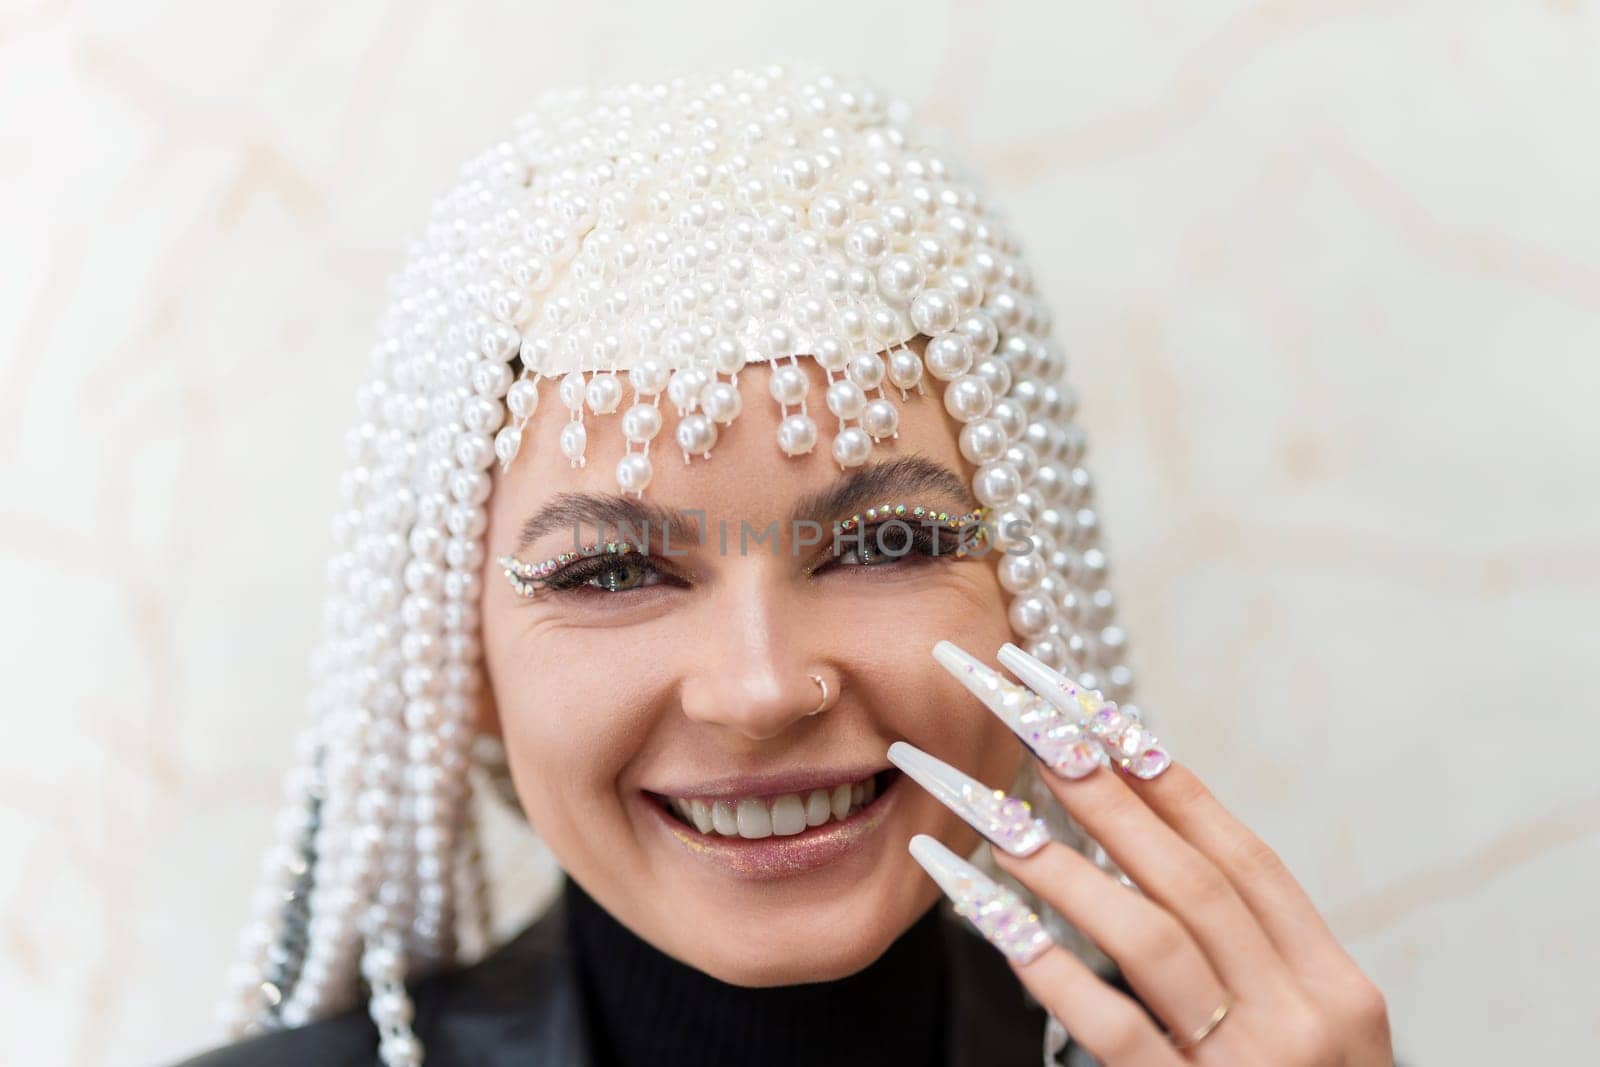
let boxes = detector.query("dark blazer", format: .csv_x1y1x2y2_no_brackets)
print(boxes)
175,899,1102,1066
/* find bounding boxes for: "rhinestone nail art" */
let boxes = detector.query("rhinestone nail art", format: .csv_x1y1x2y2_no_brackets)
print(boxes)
934,641,1105,779
999,643,1172,780
888,742,1050,856
909,834,1053,965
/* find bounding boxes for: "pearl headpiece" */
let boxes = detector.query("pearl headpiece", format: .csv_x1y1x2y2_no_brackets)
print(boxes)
446,67,1034,493
223,64,1143,1067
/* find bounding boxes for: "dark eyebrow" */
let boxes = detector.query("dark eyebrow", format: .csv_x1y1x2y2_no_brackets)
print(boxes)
515,493,702,555
790,456,971,525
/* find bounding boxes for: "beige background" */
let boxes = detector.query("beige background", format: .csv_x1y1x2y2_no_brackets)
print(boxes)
3,1,1597,1064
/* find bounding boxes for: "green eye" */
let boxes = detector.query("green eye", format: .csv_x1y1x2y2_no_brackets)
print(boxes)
591,558,656,592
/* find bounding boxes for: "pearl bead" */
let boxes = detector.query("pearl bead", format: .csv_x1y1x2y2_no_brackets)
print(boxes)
924,332,973,381
777,413,818,456
974,461,1021,507
559,421,587,465
845,220,888,264
990,396,1026,440
506,378,540,420
711,339,747,376
959,418,1007,464
909,288,958,334
621,403,663,442
956,313,999,358
946,269,983,310
832,426,872,467
616,453,653,493
1004,441,1043,483
585,374,623,414
942,374,993,422
861,398,899,439
887,348,924,390
813,334,850,372
667,368,707,412
846,351,886,391
493,425,521,465
998,551,1045,593
973,357,1012,397
702,381,743,423
559,371,586,411
1009,592,1054,637
676,413,717,456
826,379,867,420
768,364,809,407
876,253,926,304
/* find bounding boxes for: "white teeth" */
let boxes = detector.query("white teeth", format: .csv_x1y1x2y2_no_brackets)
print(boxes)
736,798,772,838
666,774,885,837
770,794,806,835
831,783,852,819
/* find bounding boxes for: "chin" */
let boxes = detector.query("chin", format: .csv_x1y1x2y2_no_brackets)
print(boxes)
656,867,941,987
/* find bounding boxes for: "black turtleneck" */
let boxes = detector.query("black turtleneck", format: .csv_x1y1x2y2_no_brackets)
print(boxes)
565,878,949,1067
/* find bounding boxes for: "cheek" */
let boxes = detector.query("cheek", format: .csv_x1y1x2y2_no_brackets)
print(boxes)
834,561,1019,767
480,621,667,838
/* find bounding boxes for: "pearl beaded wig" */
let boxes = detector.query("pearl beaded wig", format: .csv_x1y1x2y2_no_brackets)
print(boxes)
224,64,1143,1066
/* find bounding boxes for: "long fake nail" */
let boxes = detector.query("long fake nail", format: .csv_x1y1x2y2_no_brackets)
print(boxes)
888,742,1051,857
933,640,1104,779
998,643,1173,781
908,834,1053,965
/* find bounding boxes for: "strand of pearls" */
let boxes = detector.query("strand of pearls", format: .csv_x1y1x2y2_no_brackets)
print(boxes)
222,63,1143,1067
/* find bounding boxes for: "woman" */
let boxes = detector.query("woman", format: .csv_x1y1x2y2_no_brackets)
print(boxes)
183,65,1392,1066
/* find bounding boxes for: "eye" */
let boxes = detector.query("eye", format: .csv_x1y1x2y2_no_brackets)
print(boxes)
828,520,978,571
545,554,668,594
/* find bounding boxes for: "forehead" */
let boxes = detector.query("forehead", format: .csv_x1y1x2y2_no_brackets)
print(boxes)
487,358,969,547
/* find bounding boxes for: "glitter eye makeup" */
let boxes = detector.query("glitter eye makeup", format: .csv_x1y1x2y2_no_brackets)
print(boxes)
830,504,990,565
498,541,646,598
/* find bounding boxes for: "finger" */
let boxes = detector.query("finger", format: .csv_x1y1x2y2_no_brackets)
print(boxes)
994,839,1231,1043
1132,763,1354,979
887,740,1229,1040
1132,765,1395,1059
908,834,1184,1067
933,641,1292,1002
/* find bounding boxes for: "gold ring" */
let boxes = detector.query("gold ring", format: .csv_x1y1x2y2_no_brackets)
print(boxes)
1170,992,1231,1050
808,674,830,715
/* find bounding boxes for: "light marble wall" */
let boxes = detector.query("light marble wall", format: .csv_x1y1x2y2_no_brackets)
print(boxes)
3,1,1596,1064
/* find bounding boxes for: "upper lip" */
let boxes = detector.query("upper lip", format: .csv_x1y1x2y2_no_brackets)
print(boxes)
644,765,891,802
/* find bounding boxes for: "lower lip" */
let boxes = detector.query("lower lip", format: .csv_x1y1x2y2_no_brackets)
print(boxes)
643,775,902,881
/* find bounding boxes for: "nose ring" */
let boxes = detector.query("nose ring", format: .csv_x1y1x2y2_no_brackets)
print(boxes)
808,674,831,716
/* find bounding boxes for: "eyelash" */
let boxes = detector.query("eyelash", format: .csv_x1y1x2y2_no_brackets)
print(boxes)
509,520,981,598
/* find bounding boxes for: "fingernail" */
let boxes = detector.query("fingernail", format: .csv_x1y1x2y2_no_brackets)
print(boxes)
934,640,1104,779
908,834,1053,965
999,643,1173,781
997,642,1107,718
888,742,1051,857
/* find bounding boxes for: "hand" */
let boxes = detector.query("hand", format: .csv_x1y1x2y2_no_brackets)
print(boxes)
894,641,1393,1067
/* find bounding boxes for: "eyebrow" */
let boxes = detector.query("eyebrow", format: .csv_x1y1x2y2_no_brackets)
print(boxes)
789,456,970,525
512,455,972,556
515,493,702,554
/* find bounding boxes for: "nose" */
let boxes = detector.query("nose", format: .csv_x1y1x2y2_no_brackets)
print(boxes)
679,569,824,742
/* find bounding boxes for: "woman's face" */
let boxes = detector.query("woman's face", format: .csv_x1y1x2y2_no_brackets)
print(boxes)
479,356,1021,985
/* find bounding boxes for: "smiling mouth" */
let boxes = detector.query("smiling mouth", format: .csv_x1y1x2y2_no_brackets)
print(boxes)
649,769,901,840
